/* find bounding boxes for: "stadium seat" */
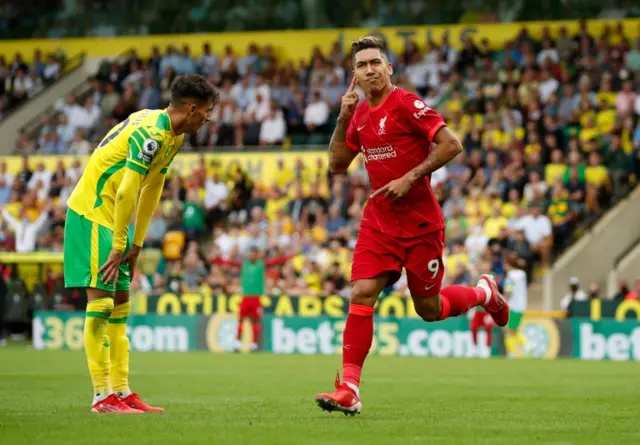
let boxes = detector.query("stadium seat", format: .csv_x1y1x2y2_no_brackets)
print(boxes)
290,133,308,145
163,231,186,261
139,248,163,276
27,283,51,312
2,280,29,323
307,133,326,146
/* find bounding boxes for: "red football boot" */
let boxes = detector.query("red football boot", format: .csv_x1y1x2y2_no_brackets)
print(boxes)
315,372,362,416
91,394,143,414
478,274,510,327
120,393,165,412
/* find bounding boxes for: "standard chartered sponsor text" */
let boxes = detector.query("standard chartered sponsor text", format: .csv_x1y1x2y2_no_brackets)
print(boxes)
364,146,397,161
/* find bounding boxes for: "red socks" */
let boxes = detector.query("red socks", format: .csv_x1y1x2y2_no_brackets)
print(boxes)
439,285,486,320
237,320,244,340
252,322,260,345
236,321,260,343
341,288,485,387
237,320,261,344
342,303,374,388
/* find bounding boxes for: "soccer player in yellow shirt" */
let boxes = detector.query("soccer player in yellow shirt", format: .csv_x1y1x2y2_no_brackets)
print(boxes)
63,74,218,413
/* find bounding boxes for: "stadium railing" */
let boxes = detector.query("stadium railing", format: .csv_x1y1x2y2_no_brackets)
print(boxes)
606,236,640,297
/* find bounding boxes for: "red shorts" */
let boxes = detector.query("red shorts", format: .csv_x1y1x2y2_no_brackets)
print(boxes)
239,296,263,320
351,225,445,295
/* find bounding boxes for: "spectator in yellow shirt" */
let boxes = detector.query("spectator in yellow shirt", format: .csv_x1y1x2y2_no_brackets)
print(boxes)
483,204,509,239
315,156,328,176
446,90,464,113
501,189,522,220
264,186,290,221
273,157,294,189
585,151,610,190
465,187,492,219
596,78,617,108
545,149,567,186
445,241,469,277
293,157,311,184
482,120,503,148
579,116,600,149
524,131,543,158
596,99,617,135
304,261,324,295
621,115,636,155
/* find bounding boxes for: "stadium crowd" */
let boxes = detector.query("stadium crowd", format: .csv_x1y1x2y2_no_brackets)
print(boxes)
0,48,64,121
2,20,640,305
2,0,638,39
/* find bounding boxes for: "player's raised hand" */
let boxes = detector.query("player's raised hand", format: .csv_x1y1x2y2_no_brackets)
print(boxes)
370,174,415,200
98,249,124,286
338,75,360,121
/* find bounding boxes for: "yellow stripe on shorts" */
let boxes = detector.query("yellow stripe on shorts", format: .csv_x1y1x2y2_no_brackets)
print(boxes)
90,221,99,287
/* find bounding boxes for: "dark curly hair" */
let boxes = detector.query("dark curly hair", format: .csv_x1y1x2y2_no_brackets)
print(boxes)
350,36,387,59
170,74,219,105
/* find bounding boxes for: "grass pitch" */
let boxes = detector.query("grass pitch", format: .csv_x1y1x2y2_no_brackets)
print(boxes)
0,347,638,445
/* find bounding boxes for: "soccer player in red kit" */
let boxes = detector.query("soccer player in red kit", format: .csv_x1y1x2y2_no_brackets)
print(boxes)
470,307,494,348
213,247,295,352
314,37,510,415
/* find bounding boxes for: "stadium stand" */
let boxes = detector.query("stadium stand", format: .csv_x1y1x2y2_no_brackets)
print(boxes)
3,0,639,38
0,6,640,331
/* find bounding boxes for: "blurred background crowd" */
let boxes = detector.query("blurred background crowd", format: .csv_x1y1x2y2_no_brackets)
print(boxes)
2,0,640,39
1,3,640,317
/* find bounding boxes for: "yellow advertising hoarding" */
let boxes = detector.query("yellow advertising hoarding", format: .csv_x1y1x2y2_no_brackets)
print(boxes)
2,151,347,185
1,19,638,62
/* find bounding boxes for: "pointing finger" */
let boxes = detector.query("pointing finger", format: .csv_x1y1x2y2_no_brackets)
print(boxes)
347,75,357,92
370,186,387,199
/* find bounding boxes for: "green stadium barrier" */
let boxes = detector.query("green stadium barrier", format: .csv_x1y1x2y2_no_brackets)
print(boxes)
571,319,640,361
32,312,200,352
32,312,640,361
568,299,640,321
262,315,492,358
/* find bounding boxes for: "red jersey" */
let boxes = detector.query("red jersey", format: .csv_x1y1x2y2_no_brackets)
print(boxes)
346,86,446,238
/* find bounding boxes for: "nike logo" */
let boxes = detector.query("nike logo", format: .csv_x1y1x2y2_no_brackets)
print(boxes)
357,125,366,131
425,284,436,291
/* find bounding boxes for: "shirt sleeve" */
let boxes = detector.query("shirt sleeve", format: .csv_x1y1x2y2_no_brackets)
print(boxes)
211,257,242,267
345,118,360,152
265,254,296,267
126,125,164,175
112,168,144,251
0,208,19,231
400,91,447,143
132,173,166,247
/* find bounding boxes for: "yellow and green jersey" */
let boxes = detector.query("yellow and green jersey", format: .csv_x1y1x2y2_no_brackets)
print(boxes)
67,109,184,230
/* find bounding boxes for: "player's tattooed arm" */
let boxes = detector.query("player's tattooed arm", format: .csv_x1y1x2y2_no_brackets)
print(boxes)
407,127,463,182
328,117,358,174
